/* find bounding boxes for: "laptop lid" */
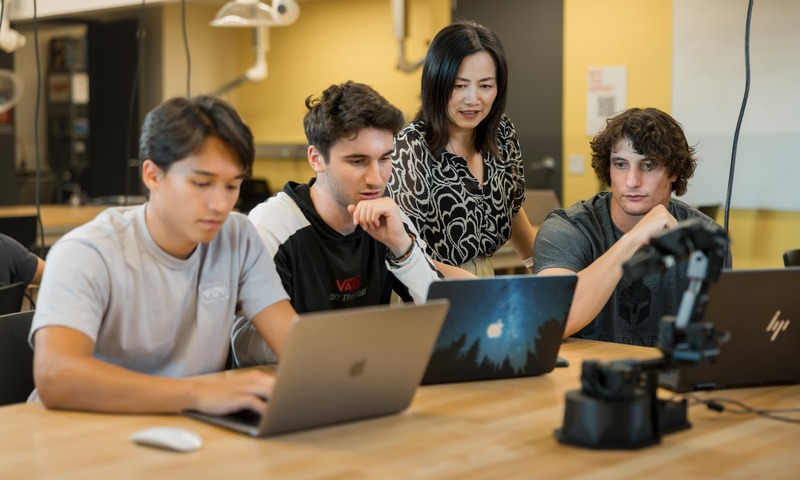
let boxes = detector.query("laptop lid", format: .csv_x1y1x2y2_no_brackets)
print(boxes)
422,275,577,384
660,268,800,392
187,300,449,436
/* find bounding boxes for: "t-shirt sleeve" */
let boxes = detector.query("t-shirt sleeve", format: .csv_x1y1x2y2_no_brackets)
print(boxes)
1,234,38,285
235,220,290,321
532,213,594,274
29,239,111,346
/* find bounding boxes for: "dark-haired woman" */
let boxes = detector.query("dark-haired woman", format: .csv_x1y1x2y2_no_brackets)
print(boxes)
389,21,535,276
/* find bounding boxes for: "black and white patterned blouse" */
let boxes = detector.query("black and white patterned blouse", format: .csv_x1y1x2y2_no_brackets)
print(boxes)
389,115,526,266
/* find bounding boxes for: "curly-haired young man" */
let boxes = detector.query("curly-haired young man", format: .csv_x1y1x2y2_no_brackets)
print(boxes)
533,107,725,347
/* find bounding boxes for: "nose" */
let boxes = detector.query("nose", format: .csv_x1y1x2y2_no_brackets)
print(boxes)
626,167,642,188
207,184,230,213
464,85,478,103
365,160,381,186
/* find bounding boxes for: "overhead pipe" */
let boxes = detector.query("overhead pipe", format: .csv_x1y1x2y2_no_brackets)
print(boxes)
392,0,424,73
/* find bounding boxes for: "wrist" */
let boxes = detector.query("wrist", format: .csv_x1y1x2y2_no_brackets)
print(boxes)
387,233,416,265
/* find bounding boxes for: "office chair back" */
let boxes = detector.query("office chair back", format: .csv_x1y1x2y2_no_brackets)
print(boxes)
783,249,800,267
0,310,35,406
0,215,38,251
0,282,26,316
522,189,561,225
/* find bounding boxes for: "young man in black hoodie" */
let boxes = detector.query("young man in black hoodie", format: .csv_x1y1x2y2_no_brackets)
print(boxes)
232,81,466,367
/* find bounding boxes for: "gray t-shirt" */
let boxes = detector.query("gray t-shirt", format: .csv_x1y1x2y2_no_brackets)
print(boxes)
533,192,719,346
30,204,289,377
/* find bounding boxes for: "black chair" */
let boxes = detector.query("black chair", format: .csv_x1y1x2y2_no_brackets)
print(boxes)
236,178,272,214
783,249,800,267
0,282,26,316
0,310,35,406
0,215,38,251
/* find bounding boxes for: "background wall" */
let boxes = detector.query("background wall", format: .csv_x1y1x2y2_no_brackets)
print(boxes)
234,0,450,189
562,0,798,269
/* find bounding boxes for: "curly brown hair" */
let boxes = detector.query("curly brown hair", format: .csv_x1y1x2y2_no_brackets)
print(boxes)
590,108,697,196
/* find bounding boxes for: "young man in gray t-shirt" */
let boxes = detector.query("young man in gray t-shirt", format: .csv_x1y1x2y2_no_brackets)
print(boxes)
534,108,724,346
30,97,297,415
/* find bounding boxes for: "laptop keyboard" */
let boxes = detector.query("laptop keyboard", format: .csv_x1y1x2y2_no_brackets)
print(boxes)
221,409,262,427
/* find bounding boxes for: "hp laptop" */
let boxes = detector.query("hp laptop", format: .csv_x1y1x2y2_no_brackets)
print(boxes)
660,268,800,392
186,300,449,436
422,274,577,384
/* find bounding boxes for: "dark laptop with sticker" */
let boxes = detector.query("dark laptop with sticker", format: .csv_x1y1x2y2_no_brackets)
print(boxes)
660,268,800,392
186,301,449,436
422,274,577,385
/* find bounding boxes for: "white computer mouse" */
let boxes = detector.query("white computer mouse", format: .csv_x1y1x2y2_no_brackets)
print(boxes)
130,426,203,453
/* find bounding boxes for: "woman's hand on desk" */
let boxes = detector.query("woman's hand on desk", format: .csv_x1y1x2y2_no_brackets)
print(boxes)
187,370,274,415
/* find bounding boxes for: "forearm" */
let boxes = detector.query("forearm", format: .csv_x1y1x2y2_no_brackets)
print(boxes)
35,351,199,414
543,234,641,337
432,260,476,279
509,210,537,265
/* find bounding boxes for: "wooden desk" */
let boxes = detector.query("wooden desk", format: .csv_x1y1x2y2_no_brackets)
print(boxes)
0,205,108,247
0,340,797,479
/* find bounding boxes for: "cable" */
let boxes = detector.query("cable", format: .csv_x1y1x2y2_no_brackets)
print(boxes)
181,0,190,97
124,0,146,206
687,394,800,425
32,0,45,258
722,0,755,268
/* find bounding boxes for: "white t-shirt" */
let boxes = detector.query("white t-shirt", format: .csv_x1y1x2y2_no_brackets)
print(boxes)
30,204,289,377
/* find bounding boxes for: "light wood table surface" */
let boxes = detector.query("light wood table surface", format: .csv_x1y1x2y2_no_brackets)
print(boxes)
0,205,108,246
0,339,797,479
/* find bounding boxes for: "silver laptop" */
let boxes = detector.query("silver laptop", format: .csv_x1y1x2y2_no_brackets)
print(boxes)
186,300,449,436
423,275,577,384
660,268,800,392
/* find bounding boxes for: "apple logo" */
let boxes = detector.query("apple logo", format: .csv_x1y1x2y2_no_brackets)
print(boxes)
349,358,366,377
486,319,504,339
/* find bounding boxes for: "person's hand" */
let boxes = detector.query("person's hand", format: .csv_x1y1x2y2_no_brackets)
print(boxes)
347,197,411,255
187,369,274,415
626,204,678,248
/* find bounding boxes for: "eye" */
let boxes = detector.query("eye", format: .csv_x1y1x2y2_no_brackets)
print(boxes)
192,181,210,187
454,83,467,89
612,161,627,169
641,161,655,172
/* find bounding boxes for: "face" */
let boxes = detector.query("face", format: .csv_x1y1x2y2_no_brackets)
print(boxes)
447,50,498,135
310,127,394,209
144,136,245,258
609,137,677,225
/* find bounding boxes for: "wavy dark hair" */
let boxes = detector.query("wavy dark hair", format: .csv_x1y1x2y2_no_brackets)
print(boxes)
590,107,697,196
414,21,508,159
304,81,405,162
139,96,254,176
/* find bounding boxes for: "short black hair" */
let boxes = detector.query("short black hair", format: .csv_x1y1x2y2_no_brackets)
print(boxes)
139,96,255,175
303,81,405,161
590,107,697,196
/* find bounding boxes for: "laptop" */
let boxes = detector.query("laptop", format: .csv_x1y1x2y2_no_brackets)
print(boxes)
422,274,577,384
660,268,800,392
186,300,449,437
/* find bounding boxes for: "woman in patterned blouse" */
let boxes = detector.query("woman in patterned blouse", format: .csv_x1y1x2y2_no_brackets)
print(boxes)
389,21,536,276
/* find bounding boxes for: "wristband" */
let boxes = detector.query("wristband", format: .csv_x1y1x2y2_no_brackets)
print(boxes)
523,256,534,270
388,233,416,264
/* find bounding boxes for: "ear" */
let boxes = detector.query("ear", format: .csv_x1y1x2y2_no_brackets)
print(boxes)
308,145,326,174
141,159,163,192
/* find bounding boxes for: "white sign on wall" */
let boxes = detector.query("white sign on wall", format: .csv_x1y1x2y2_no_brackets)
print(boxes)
587,66,627,136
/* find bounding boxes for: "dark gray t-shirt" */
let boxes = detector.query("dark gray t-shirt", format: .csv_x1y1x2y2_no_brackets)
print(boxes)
533,191,719,347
